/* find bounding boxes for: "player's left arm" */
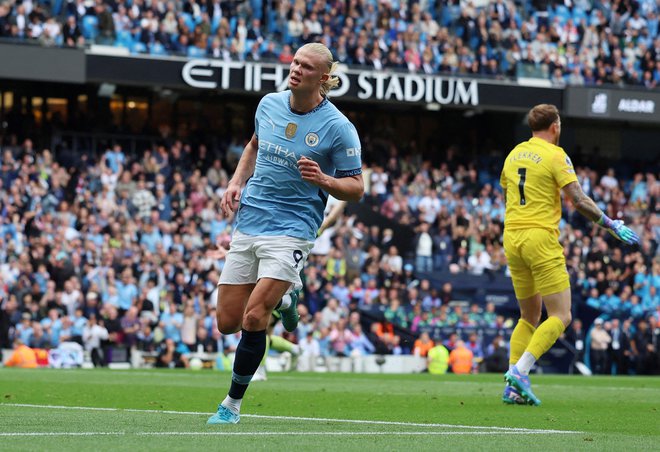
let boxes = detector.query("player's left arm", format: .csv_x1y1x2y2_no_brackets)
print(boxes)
562,180,640,246
298,158,363,202
298,122,364,202
499,167,507,208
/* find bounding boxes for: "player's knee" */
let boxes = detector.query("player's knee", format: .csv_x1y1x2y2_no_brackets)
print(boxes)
217,314,241,335
520,308,541,327
242,309,266,331
546,309,571,328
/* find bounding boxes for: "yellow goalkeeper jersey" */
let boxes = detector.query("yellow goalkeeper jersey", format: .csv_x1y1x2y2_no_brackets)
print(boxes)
500,137,578,232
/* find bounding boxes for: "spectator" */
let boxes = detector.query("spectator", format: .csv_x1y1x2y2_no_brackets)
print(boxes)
448,340,474,374
467,248,493,275
413,332,435,357
95,2,115,45
590,318,611,374
349,324,375,356
466,332,484,371
156,338,189,368
83,315,108,367
298,330,321,371
566,318,585,364
484,335,509,373
631,319,658,375
413,222,434,272
4,339,38,368
427,342,450,375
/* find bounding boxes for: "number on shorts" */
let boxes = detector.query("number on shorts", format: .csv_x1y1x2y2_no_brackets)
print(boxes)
517,168,527,206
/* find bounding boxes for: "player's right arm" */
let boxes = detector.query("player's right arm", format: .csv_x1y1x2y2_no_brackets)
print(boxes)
221,133,258,215
561,181,639,245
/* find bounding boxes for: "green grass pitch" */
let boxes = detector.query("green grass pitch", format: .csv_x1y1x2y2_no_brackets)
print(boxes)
1,368,658,451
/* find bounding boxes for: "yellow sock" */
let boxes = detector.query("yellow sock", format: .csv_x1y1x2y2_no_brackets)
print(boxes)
526,316,566,359
509,319,536,365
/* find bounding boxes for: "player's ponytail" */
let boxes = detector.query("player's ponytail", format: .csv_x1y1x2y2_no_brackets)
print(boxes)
301,43,341,96
322,61,340,96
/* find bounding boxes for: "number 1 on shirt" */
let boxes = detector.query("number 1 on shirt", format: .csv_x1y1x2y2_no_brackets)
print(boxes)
518,168,527,206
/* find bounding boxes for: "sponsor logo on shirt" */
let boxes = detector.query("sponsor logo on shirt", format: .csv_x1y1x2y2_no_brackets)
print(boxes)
305,132,319,147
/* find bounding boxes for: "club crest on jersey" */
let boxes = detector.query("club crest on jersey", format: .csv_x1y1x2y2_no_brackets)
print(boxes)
305,132,319,147
285,123,297,139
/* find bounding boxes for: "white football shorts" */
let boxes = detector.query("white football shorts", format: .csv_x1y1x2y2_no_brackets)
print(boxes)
218,230,313,290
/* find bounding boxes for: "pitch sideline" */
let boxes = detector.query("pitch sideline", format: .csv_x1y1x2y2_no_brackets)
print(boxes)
0,431,580,437
0,403,582,434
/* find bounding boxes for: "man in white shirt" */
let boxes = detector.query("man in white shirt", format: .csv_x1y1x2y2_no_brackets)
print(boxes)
61,279,82,317
467,248,493,275
417,188,441,224
298,331,321,371
415,222,434,272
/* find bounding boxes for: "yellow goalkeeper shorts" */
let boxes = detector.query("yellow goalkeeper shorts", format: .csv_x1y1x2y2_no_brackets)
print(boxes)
504,228,570,299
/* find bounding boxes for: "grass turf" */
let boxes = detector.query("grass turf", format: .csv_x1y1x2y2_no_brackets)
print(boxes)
0,368,658,451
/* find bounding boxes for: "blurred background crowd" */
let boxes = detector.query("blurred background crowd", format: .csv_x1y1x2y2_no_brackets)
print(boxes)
2,0,660,86
0,132,657,373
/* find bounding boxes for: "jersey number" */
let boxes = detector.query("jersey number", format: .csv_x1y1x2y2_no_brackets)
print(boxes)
517,168,527,206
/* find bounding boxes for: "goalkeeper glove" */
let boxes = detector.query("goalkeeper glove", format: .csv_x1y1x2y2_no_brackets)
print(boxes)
597,215,640,246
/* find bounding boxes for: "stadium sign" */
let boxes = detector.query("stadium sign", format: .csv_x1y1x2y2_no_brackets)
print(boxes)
83,52,561,111
565,86,660,123
181,59,479,106
0,47,563,112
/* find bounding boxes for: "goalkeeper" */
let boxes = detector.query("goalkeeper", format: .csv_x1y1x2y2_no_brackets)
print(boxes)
500,104,639,406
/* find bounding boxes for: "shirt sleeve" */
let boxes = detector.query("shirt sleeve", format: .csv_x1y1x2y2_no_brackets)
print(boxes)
331,122,362,178
254,97,264,139
552,148,579,188
499,167,508,190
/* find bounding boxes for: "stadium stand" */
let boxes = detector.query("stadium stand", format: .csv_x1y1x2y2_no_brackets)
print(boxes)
2,0,660,86
0,131,657,374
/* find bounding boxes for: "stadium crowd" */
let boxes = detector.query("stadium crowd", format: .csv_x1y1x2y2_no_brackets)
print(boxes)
0,134,657,373
2,0,660,86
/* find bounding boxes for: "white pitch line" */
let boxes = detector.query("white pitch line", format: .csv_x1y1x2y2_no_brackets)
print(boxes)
0,431,577,437
2,403,207,416
240,413,580,433
0,403,582,434
0,432,124,437
137,431,576,436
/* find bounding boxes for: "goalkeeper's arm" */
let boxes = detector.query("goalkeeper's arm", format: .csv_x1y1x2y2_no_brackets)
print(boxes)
317,200,348,236
561,181,639,245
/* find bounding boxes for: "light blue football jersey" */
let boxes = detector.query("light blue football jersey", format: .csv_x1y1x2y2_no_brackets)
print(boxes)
236,91,362,242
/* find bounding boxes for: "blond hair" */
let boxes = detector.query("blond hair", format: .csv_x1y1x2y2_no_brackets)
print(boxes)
300,43,340,96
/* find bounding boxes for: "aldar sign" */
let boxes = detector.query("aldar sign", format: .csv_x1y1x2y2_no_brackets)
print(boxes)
565,86,660,123
181,59,479,106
